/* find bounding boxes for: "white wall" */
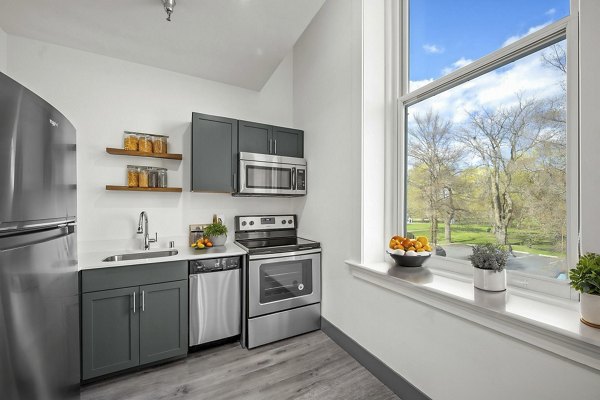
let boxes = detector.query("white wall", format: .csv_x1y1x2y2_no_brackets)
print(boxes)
0,26,7,73
293,1,600,399
6,35,297,249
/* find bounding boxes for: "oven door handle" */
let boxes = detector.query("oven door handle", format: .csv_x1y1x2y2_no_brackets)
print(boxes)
249,248,321,260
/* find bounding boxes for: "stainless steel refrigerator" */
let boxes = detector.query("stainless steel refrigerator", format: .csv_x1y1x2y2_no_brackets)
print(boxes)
0,72,79,400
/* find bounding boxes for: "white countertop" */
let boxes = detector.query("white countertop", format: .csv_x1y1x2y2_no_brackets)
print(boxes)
79,242,246,270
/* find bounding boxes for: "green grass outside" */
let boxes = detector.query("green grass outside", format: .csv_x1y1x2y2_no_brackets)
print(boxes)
406,222,565,258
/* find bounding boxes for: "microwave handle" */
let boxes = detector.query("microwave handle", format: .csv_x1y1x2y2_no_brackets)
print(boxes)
292,167,296,190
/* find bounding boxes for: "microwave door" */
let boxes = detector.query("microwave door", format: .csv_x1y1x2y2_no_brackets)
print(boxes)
240,160,296,195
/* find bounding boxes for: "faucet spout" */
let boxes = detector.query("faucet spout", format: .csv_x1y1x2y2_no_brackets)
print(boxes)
137,211,156,250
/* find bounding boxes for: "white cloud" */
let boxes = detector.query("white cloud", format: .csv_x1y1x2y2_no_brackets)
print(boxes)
409,78,434,92
502,22,551,47
441,57,473,75
409,43,565,126
423,44,444,54
545,8,556,16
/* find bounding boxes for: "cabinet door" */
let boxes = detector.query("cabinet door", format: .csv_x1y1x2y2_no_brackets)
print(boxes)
272,126,304,158
82,287,139,380
192,113,238,192
139,280,188,365
238,120,272,155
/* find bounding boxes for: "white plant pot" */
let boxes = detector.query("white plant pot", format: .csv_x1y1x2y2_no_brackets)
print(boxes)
209,234,227,247
580,292,600,327
473,268,506,292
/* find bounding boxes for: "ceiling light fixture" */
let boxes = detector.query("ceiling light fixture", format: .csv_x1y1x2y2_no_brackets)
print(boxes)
162,0,176,22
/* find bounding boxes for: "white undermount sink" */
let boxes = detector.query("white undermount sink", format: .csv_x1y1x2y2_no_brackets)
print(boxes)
102,250,179,262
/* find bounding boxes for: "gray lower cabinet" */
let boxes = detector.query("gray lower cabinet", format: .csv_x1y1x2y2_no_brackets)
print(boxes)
139,280,188,365
82,287,140,380
81,262,188,380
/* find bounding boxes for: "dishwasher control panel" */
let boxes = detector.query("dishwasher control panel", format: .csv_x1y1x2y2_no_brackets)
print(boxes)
189,256,240,274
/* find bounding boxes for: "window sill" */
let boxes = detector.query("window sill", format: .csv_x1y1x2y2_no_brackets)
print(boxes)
346,259,600,371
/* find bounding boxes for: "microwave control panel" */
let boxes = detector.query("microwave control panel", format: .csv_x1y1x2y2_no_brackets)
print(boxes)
296,169,306,190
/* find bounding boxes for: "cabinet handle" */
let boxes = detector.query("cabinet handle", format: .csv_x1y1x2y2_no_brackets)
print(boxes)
274,139,277,154
142,290,145,312
269,139,272,154
232,173,237,191
292,167,296,190
132,292,136,314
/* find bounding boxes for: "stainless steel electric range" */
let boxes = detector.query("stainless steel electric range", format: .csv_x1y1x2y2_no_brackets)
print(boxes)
234,215,321,349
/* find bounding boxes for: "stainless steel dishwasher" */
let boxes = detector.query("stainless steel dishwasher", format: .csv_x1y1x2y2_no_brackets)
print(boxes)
189,256,241,347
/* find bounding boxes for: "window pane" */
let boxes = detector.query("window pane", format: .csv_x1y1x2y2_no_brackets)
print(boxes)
409,0,569,91
405,40,567,280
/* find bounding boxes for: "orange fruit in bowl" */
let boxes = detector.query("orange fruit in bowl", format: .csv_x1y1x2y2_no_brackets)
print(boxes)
206,242,213,247
402,239,412,248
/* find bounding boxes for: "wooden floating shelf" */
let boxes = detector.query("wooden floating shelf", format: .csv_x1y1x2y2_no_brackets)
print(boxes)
106,186,182,193
106,148,183,160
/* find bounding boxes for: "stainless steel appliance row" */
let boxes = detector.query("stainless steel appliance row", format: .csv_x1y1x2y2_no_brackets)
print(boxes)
0,71,79,399
237,152,307,196
234,215,321,349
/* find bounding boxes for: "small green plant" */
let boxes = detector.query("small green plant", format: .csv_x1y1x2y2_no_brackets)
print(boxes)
204,222,228,238
469,243,509,272
569,253,600,295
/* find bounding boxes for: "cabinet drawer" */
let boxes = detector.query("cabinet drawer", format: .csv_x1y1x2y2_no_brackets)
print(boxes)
82,262,187,293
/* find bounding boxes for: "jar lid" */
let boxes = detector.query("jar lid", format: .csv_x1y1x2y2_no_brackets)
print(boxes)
123,131,168,139
127,165,145,169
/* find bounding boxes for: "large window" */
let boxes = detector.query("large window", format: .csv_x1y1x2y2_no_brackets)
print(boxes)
399,0,577,293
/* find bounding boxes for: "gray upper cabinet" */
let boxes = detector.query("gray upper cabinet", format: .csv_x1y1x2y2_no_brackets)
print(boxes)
272,126,304,158
191,112,304,193
238,121,272,154
81,287,140,380
239,121,304,158
139,280,188,365
81,262,188,381
192,113,238,193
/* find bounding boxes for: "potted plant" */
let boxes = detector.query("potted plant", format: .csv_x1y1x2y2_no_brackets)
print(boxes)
469,243,509,292
203,222,228,246
569,253,600,328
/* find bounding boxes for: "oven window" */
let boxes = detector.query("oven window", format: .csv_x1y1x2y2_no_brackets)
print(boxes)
259,259,313,303
246,166,292,189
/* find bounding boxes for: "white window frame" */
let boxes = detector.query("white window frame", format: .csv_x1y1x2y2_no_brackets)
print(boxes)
393,0,580,299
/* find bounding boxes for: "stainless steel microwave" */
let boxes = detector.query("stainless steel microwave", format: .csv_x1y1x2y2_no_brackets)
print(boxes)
238,152,307,196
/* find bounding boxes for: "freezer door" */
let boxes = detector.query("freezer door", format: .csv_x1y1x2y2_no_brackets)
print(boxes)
189,269,241,346
0,72,76,231
0,225,79,400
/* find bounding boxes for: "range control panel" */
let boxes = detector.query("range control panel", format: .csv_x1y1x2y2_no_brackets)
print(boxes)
235,215,296,231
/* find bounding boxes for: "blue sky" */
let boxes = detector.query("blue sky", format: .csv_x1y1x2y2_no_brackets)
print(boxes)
410,0,570,82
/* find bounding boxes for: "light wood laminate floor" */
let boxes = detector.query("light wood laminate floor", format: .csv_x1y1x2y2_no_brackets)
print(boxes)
81,330,399,400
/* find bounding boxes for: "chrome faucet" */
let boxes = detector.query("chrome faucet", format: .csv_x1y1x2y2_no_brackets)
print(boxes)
137,211,157,250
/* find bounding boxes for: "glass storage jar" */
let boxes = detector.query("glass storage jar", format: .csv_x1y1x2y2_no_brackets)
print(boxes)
138,134,153,153
157,168,168,188
152,135,168,154
127,165,139,187
148,167,158,188
138,167,149,188
123,132,139,151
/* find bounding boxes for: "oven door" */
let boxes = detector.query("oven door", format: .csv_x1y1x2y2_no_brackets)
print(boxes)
248,251,320,318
